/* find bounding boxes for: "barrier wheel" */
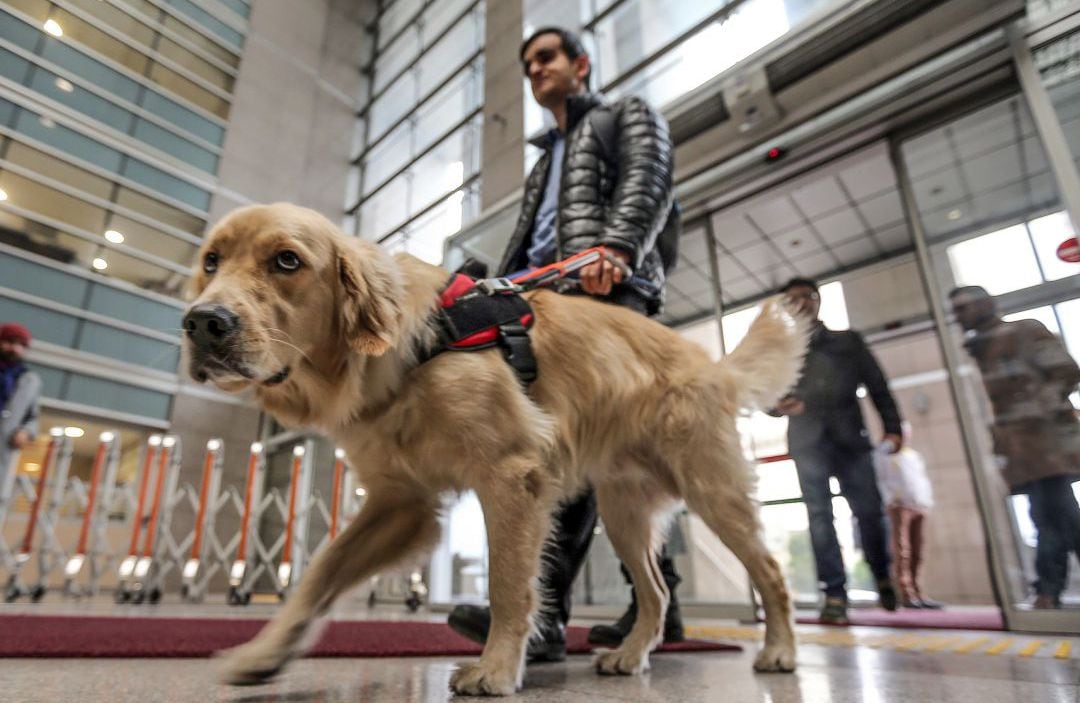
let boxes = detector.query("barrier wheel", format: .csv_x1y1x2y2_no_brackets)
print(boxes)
241,592,251,605
115,588,130,604
29,585,45,602
367,591,377,609
148,588,162,604
132,590,146,605
180,584,190,600
227,586,241,606
405,594,421,613
277,590,286,602
4,584,20,603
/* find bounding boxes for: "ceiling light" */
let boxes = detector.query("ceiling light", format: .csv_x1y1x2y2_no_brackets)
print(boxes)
100,431,115,442
92,257,108,270
104,229,124,244
43,19,63,37
24,463,40,474
55,78,74,93
64,427,85,438
0,187,7,201
947,209,963,221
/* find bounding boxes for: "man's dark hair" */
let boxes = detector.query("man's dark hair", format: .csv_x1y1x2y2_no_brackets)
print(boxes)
780,277,819,294
520,26,591,88
948,284,991,300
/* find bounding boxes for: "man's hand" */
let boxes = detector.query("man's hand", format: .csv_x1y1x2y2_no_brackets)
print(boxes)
774,396,805,416
881,432,903,453
9,430,30,450
580,248,631,296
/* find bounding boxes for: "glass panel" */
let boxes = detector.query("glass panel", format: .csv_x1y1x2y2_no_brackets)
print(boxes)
415,9,481,98
408,129,468,215
39,36,143,104
1028,211,1078,281
414,62,481,151
0,41,34,84
157,37,235,92
49,8,151,75
0,250,90,307
163,0,244,48
6,141,115,200
1035,30,1080,168
106,213,198,267
358,175,409,241
401,188,468,264
11,104,124,173
86,283,184,332
4,0,50,23
378,0,423,50
362,122,412,195
0,170,109,235
87,245,184,294
373,27,421,95
368,72,416,141
114,186,206,234
65,373,172,420
140,91,225,145
77,321,180,371
159,13,241,68
66,0,157,47
148,61,230,118
132,117,219,173
423,0,475,44
27,66,135,132
0,297,79,347
121,158,211,211
902,93,1080,615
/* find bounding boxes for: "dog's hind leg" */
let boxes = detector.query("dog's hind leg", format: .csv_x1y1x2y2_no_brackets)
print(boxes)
218,489,441,686
591,475,672,676
677,441,797,673
449,455,552,696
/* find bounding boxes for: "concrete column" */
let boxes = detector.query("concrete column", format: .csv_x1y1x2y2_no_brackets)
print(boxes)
480,0,525,210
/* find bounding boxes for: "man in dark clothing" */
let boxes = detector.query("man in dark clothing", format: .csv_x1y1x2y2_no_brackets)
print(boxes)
773,278,900,624
447,26,683,661
950,285,1080,609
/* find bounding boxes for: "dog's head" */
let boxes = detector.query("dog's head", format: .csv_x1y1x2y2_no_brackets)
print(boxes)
183,203,403,393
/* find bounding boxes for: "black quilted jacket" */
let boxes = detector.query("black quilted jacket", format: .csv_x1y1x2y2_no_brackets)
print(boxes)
496,92,674,314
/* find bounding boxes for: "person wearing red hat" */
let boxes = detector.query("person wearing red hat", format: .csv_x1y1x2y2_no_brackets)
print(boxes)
0,322,40,499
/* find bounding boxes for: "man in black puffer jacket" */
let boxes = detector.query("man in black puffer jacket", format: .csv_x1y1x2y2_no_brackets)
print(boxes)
448,26,684,662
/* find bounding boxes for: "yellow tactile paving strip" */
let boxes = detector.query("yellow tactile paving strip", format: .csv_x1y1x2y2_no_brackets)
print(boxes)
684,624,1079,660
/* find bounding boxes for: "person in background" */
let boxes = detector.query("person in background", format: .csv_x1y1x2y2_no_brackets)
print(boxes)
447,25,684,661
0,323,41,496
773,277,901,625
873,421,942,609
950,285,1080,609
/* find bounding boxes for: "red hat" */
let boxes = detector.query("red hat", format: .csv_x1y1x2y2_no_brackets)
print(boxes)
0,323,31,346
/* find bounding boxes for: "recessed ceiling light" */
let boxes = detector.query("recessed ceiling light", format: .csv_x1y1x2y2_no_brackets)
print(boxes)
92,257,108,270
104,229,125,243
64,426,85,438
55,77,74,93
947,209,963,220
43,19,63,37
0,187,8,201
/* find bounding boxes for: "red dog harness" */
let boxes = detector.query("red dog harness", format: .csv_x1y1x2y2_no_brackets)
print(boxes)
422,274,537,383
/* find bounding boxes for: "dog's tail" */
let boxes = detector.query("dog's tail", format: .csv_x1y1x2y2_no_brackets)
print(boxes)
718,296,811,411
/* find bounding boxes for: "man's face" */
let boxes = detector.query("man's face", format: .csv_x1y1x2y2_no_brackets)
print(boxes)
521,33,588,110
785,284,820,320
0,339,26,363
950,293,994,331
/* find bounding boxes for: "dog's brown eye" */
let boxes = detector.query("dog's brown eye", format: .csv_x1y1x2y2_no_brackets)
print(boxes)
203,252,219,274
274,250,301,272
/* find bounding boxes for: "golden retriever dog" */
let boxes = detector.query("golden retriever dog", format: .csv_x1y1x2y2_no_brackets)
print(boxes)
183,203,808,695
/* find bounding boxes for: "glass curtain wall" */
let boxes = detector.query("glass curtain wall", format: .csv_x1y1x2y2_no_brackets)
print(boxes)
0,0,248,295
346,0,486,265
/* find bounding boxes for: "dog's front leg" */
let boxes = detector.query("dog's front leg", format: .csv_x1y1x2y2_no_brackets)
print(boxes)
450,459,551,696
219,489,440,685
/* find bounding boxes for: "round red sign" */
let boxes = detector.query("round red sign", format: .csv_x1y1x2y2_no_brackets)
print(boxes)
1058,237,1080,263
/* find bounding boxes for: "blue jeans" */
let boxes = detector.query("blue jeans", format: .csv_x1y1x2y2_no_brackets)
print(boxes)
1027,475,1080,599
791,441,891,599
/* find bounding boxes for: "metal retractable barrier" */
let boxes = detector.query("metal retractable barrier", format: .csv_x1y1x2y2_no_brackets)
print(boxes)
116,435,162,602
4,429,73,602
227,442,265,606
275,443,313,599
180,439,224,601
63,432,121,598
125,436,181,604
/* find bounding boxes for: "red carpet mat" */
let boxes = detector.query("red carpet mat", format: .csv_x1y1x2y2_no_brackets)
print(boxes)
796,607,1003,631
0,615,741,658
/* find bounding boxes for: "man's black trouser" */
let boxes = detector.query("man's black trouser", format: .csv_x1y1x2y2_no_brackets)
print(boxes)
542,490,681,625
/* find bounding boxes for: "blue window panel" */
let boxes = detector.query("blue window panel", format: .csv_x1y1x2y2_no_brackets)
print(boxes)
121,158,211,211
85,283,183,334
0,298,79,347
65,373,172,421
78,321,180,372
24,363,65,398
39,41,142,104
0,9,42,52
165,0,244,49
0,253,90,308
218,0,251,18
140,91,224,146
29,69,135,133
133,118,218,173
0,46,32,84
13,107,124,173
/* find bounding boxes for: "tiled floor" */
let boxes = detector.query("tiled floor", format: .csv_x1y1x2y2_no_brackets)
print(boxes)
0,603,1078,702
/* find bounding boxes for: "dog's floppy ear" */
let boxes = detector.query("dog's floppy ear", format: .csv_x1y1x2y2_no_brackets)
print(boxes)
337,239,403,357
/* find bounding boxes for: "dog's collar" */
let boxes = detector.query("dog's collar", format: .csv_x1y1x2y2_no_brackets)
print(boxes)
415,274,537,384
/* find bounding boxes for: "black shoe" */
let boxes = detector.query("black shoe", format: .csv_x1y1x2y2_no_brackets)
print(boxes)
917,597,944,610
877,579,898,612
819,596,849,625
587,598,685,646
448,604,566,663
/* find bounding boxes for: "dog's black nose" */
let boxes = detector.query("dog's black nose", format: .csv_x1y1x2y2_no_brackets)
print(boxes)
183,304,239,349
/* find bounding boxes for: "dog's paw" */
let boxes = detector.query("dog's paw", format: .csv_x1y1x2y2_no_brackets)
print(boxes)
449,661,518,696
594,647,650,676
753,644,796,673
217,639,292,686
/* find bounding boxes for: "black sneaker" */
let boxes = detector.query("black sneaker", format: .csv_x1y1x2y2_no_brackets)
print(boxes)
587,599,685,646
447,604,566,663
917,597,944,610
877,579,898,612
819,596,849,625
